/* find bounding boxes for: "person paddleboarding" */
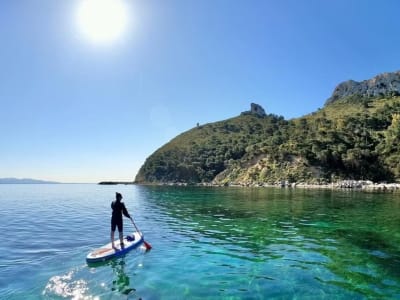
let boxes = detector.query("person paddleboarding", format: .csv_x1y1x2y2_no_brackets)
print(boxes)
86,193,152,263
111,192,132,249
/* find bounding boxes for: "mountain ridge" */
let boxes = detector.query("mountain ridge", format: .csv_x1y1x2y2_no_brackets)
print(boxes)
325,70,400,105
0,178,60,184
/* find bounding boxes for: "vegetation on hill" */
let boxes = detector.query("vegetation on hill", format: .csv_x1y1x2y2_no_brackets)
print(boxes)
135,95,400,185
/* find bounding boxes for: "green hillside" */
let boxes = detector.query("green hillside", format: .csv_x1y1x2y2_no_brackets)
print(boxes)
135,95,400,185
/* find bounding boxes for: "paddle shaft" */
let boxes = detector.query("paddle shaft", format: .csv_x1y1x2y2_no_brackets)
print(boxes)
130,218,140,233
130,218,152,250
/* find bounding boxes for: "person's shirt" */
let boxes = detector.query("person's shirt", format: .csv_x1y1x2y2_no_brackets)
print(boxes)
111,200,131,220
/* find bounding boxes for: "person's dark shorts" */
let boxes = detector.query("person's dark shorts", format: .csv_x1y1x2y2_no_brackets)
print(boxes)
111,218,123,232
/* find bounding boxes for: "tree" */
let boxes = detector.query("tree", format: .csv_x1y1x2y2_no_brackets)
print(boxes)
383,114,400,154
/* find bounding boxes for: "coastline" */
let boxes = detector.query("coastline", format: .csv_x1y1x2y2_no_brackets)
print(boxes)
134,180,400,192
218,180,400,191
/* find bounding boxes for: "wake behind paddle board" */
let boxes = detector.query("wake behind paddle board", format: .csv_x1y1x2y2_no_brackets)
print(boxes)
86,232,144,264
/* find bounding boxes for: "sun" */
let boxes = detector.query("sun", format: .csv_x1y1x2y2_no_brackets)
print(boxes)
76,0,129,44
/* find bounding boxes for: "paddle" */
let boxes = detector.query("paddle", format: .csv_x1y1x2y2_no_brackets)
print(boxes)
130,217,152,250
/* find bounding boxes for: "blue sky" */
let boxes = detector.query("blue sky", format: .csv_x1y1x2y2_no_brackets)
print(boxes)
1,0,399,183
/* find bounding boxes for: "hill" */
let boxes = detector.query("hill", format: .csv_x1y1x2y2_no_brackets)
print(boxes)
0,178,60,184
135,71,400,185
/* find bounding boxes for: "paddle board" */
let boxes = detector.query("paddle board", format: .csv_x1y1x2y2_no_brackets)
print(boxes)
86,232,144,264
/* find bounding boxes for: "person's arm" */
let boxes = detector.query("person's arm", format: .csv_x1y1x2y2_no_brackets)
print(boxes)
122,203,131,219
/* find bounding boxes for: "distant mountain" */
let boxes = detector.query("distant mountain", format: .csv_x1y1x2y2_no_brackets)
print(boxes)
135,70,400,185
0,178,60,184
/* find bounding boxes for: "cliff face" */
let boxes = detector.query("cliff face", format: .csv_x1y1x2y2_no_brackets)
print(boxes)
325,71,400,105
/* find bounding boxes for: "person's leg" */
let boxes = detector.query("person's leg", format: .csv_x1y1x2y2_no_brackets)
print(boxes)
119,232,124,248
111,230,116,248
111,219,117,248
117,222,124,248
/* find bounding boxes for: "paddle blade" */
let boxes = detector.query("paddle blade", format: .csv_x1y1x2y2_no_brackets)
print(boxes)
143,240,152,250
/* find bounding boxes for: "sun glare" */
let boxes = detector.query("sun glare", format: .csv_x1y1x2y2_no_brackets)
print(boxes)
76,0,129,44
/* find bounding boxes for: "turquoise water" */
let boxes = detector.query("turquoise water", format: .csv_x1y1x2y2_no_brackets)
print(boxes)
0,184,399,299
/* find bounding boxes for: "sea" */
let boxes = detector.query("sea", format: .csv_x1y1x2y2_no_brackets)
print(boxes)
0,184,399,299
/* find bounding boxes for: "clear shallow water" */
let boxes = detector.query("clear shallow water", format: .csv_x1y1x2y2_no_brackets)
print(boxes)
0,184,399,299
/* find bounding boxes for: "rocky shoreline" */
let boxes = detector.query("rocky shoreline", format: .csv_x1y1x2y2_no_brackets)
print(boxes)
286,180,400,191
148,180,400,191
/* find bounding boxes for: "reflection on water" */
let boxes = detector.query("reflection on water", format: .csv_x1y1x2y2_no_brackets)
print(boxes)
110,259,136,295
44,258,138,299
43,267,97,299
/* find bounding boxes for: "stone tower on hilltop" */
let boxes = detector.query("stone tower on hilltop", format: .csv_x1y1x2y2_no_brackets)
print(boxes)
241,103,266,117
250,103,266,116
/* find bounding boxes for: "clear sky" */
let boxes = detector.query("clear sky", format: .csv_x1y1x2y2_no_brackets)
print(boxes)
1,0,399,183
